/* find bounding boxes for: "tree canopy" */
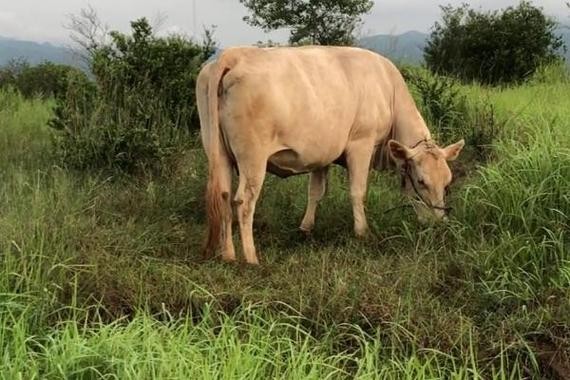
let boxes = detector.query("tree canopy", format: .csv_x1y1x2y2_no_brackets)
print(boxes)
424,1,565,85
239,0,373,46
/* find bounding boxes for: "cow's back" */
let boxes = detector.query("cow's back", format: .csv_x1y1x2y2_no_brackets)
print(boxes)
217,46,400,173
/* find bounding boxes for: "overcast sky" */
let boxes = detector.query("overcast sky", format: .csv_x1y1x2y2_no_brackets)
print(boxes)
0,0,568,46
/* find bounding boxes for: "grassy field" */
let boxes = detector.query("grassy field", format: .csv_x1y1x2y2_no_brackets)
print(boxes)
0,67,569,378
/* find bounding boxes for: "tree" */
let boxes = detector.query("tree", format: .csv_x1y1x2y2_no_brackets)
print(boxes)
0,58,29,89
424,1,565,85
65,5,109,65
239,0,373,46
0,59,87,99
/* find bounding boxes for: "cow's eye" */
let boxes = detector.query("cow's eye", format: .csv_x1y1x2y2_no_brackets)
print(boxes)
417,179,426,188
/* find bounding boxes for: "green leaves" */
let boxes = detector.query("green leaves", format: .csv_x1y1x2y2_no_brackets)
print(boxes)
239,0,373,45
0,61,87,100
51,17,216,172
424,1,565,85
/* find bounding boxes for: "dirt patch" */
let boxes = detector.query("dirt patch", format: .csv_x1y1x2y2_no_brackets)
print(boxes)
535,341,570,380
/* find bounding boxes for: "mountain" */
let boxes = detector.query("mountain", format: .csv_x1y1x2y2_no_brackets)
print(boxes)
1,29,569,69
0,36,81,68
359,31,428,64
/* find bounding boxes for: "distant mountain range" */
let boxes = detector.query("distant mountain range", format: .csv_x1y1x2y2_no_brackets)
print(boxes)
0,36,83,68
360,30,428,64
1,28,569,68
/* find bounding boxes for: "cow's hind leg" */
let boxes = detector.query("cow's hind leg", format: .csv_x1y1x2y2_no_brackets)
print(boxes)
203,144,236,261
345,141,375,237
218,156,236,261
234,158,266,265
300,167,328,233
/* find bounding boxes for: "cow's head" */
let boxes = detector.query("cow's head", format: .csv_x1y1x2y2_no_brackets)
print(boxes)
388,139,464,223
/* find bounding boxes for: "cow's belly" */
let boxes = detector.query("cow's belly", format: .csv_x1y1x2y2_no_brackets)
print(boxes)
267,148,330,178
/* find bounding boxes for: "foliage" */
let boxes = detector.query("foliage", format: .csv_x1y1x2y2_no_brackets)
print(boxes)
91,19,215,133
1,70,570,376
528,60,570,85
51,18,216,172
239,0,373,45
0,58,27,89
0,59,87,99
401,66,499,160
424,1,565,85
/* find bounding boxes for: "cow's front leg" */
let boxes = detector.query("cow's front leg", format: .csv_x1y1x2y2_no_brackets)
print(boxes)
345,141,374,237
299,167,329,233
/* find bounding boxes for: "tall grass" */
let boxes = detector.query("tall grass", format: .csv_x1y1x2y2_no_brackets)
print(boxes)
1,307,536,379
0,66,568,378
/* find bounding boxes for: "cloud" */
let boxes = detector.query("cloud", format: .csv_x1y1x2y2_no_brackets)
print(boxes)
0,11,17,22
155,25,194,39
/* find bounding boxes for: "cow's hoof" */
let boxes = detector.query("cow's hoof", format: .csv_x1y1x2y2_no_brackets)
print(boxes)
221,254,237,263
355,229,370,239
244,256,260,265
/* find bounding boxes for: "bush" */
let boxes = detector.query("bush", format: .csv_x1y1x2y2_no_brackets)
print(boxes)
402,67,500,161
50,18,216,172
424,1,565,85
91,19,214,133
402,66,466,143
0,59,27,90
0,60,87,99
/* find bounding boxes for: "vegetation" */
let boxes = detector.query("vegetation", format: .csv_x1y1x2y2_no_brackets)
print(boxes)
424,1,566,85
1,59,569,377
49,18,215,172
0,59,87,99
402,66,500,161
1,3,569,376
239,0,373,45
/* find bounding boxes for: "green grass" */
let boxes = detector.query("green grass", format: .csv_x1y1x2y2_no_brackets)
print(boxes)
0,71,569,378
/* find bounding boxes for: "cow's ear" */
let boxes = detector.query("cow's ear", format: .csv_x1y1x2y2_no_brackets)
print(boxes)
388,140,411,164
442,139,465,161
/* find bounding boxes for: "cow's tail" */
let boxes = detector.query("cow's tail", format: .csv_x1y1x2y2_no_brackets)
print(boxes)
203,54,234,258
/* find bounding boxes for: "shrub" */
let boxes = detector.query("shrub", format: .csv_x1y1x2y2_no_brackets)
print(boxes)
402,66,500,161
91,19,215,133
50,18,216,172
402,66,466,143
0,58,27,90
424,1,565,85
0,60,87,99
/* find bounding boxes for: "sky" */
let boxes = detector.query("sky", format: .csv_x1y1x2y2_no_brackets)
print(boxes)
0,0,568,46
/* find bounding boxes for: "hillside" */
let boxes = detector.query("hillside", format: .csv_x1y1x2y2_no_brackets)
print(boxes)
0,36,81,67
1,32,428,66
359,30,428,64
1,27,569,68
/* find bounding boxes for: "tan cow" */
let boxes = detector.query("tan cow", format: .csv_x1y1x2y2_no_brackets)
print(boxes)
196,46,464,264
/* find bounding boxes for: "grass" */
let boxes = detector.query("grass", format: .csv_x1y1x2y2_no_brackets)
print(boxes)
0,69,569,378
0,305,532,379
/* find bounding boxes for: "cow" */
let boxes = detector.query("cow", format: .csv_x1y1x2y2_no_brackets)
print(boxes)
196,46,464,264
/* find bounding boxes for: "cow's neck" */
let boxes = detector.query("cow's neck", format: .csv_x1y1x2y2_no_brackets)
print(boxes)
371,78,432,172
392,82,431,148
